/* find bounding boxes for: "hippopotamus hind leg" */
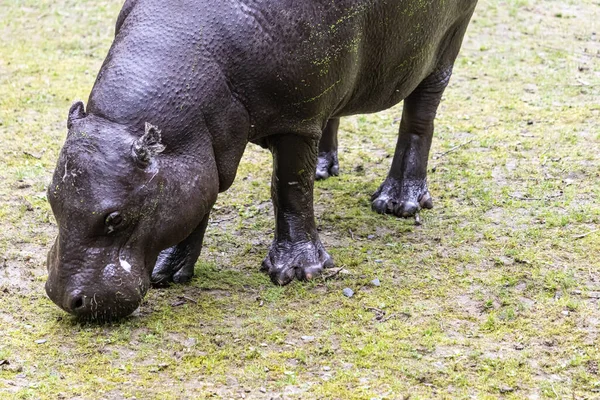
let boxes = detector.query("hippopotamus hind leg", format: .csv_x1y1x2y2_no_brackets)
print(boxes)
371,67,453,217
315,118,340,180
151,213,210,286
262,134,333,285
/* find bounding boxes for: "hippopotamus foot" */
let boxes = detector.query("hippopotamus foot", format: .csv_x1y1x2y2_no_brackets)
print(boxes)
151,247,196,286
261,240,333,285
151,214,210,287
315,151,339,180
371,68,453,218
371,178,433,217
315,118,340,180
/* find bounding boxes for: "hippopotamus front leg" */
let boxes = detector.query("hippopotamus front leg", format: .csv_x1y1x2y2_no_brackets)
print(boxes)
315,118,340,180
371,67,453,217
151,213,210,286
262,134,333,285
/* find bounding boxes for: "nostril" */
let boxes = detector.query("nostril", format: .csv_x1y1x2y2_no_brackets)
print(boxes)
67,294,86,312
73,297,84,309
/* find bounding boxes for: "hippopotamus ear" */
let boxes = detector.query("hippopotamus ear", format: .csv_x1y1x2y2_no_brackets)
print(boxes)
67,101,86,129
131,122,166,167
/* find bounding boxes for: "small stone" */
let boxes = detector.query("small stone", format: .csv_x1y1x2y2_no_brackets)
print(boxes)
342,288,354,298
301,335,315,342
35,339,47,344
514,343,525,350
371,278,381,287
157,363,169,371
498,385,514,393
554,290,562,300
322,366,331,371
561,310,569,316
367,234,375,239
524,83,538,94
374,259,383,263
259,387,267,393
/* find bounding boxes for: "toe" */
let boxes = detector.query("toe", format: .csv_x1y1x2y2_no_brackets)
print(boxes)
295,264,324,281
315,167,330,180
419,191,433,209
270,267,296,286
371,198,388,214
260,257,271,272
330,163,339,176
395,201,419,217
173,269,193,284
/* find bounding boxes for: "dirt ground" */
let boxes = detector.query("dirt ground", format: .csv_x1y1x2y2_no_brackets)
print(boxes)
0,0,599,399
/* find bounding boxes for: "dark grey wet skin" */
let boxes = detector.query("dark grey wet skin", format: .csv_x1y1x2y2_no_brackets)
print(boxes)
46,0,478,319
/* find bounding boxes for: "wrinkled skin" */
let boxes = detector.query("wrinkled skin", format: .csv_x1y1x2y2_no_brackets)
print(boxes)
47,0,478,320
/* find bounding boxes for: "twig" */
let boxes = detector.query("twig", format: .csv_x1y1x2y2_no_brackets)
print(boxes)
365,306,411,323
508,195,542,201
572,229,598,239
23,151,41,159
365,306,386,321
322,266,345,280
380,313,399,323
550,383,559,398
538,44,600,59
210,215,237,224
433,139,474,160
348,228,355,240
508,193,562,201
389,312,411,322
179,295,198,304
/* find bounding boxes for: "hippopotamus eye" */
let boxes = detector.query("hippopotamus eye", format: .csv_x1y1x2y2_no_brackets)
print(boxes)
105,212,123,228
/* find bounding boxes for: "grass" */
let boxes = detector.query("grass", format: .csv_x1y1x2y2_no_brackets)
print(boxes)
1,0,599,399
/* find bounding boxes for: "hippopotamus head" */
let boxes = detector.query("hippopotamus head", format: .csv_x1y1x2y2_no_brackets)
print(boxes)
46,101,217,321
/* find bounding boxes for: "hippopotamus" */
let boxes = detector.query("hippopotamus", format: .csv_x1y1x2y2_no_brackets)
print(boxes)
46,0,478,320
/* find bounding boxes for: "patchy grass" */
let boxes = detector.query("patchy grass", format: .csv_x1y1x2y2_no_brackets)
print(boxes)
1,0,599,399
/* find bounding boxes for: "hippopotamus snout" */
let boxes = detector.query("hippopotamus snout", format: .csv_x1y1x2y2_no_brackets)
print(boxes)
45,269,147,321
46,239,149,321
51,283,144,321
